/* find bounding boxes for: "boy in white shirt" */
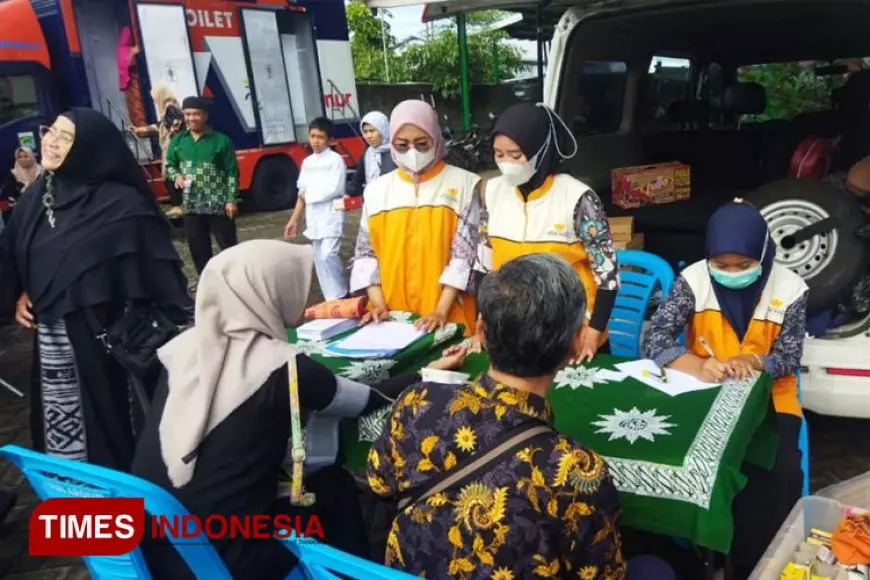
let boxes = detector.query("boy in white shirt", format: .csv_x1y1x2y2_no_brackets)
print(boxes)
283,118,348,300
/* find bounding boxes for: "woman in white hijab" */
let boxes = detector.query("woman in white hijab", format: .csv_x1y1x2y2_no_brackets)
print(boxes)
132,239,465,579
347,110,395,197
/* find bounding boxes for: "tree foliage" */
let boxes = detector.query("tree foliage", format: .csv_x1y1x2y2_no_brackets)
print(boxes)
737,61,849,121
345,1,525,98
346,1,405,83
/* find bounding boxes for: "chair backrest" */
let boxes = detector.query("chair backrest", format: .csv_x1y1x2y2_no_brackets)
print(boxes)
280,534,419,580
0,445,231,580
608,249,676,358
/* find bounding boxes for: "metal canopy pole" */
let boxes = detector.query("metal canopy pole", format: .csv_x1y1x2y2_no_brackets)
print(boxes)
493,37,501,84
378,9,391,82
536,0,550,102
536,1,544,100
457,12,471,132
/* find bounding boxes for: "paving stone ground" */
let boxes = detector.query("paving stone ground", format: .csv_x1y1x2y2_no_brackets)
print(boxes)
1,208,870,578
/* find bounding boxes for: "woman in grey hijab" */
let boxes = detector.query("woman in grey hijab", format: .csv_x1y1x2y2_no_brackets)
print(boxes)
132,239,464,579
347,110,395,197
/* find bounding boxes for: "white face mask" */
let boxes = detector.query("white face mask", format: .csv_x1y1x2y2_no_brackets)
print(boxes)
495,104,580,188
497,159,536,186
394,147,436,173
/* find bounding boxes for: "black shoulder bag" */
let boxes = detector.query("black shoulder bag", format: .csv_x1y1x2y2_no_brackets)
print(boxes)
84,304,181,413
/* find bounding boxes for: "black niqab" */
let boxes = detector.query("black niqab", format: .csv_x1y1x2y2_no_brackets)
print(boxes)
491,102,566,196
1,108,189,319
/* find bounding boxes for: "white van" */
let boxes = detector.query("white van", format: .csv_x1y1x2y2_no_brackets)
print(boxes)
372,0,870,418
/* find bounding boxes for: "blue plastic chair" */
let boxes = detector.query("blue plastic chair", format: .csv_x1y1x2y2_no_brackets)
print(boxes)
796,371,810,497
0,444,230,579
280,532,417,580
608,249,676,357
0,445,415,580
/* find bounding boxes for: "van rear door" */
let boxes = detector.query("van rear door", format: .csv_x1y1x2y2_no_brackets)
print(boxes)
362,0,687,107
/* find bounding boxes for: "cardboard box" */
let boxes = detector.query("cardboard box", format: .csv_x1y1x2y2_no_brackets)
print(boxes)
608,216,634,242
613,233,644,250
611,162,691,209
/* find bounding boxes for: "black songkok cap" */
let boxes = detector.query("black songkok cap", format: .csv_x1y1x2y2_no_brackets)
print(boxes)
181,96,208,111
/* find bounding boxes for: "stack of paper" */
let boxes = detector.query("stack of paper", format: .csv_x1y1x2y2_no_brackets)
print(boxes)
297,318,359,342
614,359,721,397
322,321,425,359
595,369,629,382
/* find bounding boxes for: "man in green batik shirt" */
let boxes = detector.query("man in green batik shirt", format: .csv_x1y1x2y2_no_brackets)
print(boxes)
165,96,239,276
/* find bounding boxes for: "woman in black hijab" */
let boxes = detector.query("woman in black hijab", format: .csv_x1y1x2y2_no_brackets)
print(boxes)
0,108,191,472
476,102,619,361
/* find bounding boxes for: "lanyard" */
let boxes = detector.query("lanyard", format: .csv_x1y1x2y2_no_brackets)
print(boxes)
287,356,315,507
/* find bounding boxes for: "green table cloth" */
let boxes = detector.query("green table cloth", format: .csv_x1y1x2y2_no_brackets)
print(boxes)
286,311,464,384
288,324,776,553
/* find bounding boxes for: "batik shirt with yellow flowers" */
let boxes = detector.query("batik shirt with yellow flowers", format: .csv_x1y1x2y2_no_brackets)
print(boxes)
366,374,626,580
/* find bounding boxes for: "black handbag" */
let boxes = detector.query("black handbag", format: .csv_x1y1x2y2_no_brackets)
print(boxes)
84,304,180,412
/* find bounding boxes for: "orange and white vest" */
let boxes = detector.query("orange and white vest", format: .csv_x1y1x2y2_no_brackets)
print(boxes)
682,260,809,417
482,173,599,319
364,161,480,333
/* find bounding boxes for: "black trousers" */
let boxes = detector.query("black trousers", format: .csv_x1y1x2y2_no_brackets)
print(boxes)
185,214,238,275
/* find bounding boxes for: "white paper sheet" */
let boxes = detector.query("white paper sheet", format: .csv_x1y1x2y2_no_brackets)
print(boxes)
326,321,424,357
595,369,629,382
614,359,721,397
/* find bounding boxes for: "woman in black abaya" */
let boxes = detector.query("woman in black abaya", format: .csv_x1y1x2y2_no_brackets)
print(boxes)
0,108,191,472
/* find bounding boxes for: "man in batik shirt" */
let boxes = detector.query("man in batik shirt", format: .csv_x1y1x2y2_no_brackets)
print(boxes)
165,96,239,276
367,254,626,579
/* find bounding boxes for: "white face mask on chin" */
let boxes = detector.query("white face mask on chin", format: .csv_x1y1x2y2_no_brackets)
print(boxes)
494,103,579,188
394,147,436,173
497,159,536,186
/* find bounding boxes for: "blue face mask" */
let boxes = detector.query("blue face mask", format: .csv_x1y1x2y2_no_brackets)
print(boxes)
709,264,762,289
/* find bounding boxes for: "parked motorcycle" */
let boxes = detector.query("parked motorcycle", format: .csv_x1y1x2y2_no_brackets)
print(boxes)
442,112,498,172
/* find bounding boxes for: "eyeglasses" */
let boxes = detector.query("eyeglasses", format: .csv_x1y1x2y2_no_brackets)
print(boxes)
39,125,75,146
392,140,433,154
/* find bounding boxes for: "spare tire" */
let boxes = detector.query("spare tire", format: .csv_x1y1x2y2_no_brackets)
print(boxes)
250,155,299,212
747,179,869,314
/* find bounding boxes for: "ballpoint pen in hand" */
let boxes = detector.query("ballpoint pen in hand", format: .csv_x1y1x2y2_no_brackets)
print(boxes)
699,337,733,380
699,337,717,360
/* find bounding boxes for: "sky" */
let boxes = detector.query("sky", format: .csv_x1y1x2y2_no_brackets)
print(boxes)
388,5,428,38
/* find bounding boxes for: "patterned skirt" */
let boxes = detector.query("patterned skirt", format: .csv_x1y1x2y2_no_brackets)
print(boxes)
37,320,88,462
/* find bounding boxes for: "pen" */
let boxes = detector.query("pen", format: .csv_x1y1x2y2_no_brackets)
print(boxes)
643,365,668,383
656,365,669,383
699,337,717,360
